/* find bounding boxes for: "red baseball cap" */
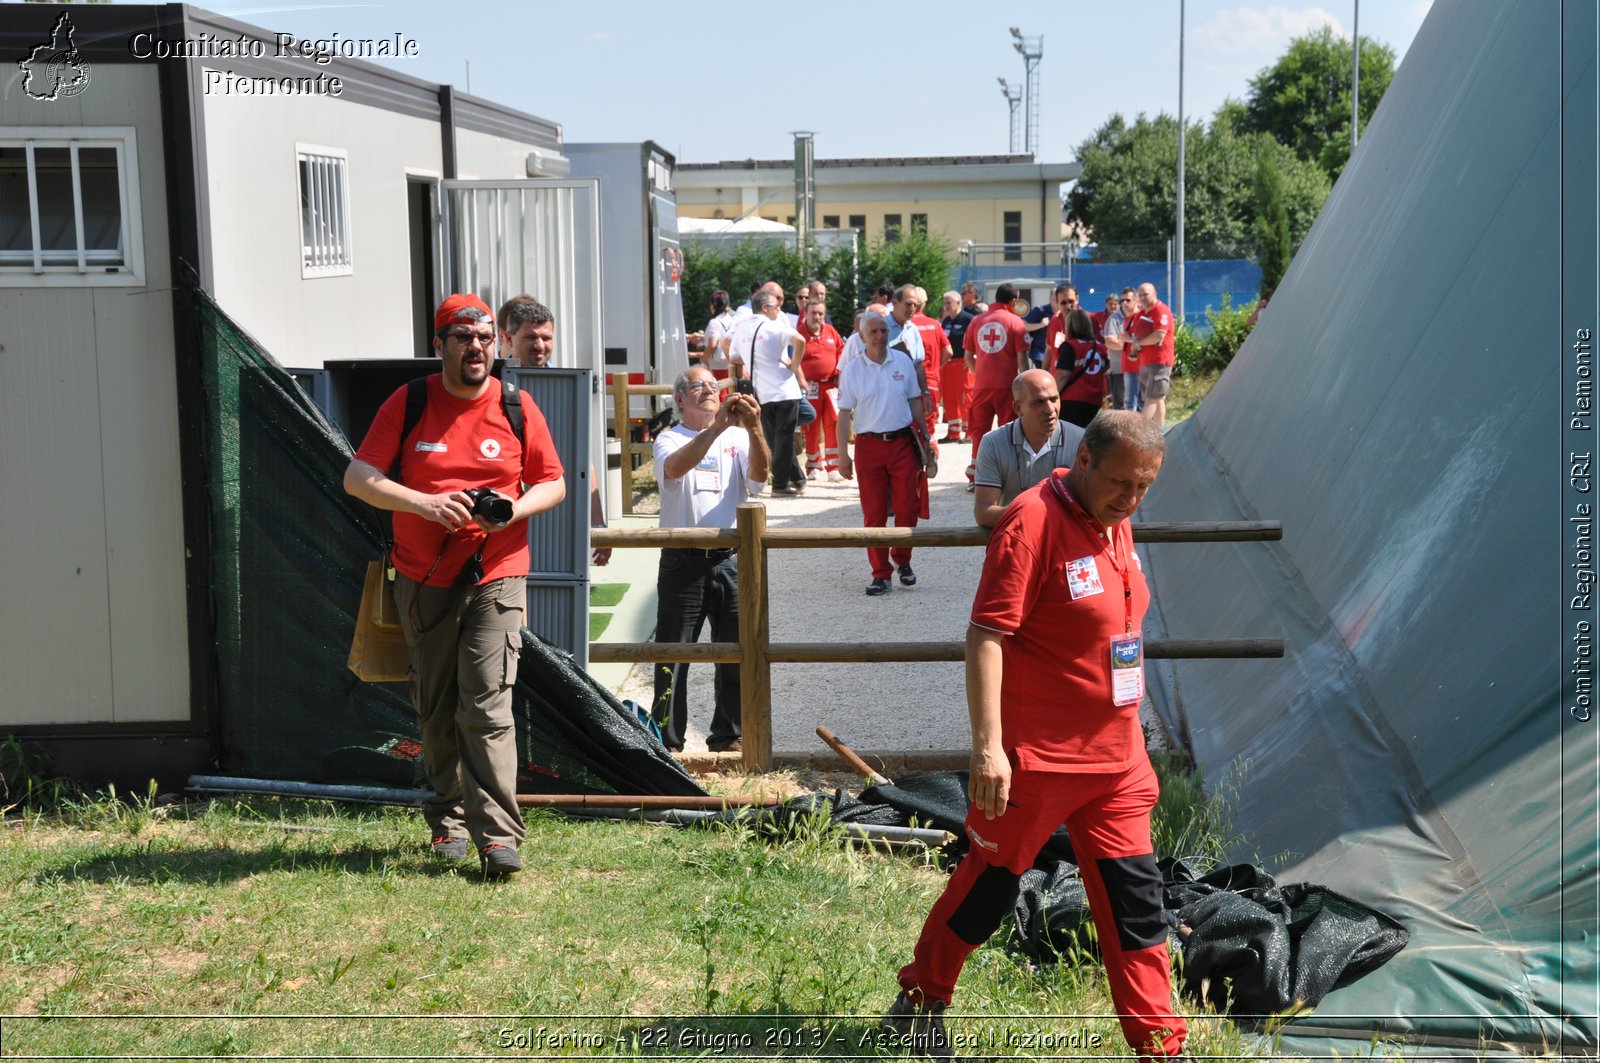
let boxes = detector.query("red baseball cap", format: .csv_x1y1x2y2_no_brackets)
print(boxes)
433,293,494,333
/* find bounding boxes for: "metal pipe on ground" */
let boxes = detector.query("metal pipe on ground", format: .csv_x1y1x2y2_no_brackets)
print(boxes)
188,775,429,806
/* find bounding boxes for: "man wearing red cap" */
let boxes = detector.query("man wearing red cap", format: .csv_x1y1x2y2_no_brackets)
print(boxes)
345,293,567,876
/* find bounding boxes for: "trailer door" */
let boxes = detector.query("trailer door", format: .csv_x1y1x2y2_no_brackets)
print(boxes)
439,179,605,662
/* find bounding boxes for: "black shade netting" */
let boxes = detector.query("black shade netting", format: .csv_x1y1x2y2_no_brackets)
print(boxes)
190,287,703,798
732,768,1408,1020
1006,854,1408,1019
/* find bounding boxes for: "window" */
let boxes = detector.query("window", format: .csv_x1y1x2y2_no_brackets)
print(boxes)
1003,210,1022,262
0,127,144,286
848,214,866,241
884,213,902,243
786,215,795,226
822,214,840,229
910,213,928,236
298,145,352,277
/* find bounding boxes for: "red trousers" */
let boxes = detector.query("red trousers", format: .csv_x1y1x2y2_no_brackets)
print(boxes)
966,388,1017,478
855,434,920,579
802,386,839,472
898,758,1186,1059
940,359,969,433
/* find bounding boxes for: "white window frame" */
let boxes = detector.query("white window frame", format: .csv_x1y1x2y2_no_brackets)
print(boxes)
0,126,145,288
296,143,353,278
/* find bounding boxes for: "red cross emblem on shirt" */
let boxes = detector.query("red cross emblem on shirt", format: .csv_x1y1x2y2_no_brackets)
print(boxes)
976,322,1007,355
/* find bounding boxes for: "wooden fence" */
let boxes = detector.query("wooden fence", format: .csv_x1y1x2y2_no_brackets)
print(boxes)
591,503,1283,772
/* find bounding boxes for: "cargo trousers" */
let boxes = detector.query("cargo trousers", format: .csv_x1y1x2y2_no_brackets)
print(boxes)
394,573,526,851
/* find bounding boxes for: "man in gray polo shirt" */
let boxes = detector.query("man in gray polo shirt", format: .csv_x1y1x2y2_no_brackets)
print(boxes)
972,369,1084,528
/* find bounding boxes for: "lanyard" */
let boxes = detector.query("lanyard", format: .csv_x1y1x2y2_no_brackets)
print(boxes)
1050,476,1135,633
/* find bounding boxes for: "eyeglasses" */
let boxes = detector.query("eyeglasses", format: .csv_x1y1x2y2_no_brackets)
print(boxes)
449,330,496,346
681,381,720,395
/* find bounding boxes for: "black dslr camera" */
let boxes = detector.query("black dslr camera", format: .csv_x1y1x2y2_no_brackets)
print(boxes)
463,487,514,525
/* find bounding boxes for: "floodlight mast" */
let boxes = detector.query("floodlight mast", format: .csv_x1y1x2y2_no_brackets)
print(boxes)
997,77,1022,154
1009,27,1043,156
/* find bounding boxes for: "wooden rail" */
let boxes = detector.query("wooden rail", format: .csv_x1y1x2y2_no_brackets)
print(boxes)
590,506,1284,772
610,378,675,515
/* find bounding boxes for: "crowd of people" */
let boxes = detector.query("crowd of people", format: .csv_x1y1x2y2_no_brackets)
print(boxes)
692,275,1178,513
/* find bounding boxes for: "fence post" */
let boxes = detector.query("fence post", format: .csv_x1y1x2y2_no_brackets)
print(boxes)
612,375,634,515
737,502,771,772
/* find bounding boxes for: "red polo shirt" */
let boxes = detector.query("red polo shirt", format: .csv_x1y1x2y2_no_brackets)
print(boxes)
963,303,1030,391
969,470,1148,773
798,320,844,384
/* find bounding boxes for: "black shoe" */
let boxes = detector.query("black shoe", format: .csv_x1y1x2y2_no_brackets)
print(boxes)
865,578,892,596
430,835,470,861
479,844,522,877
898,565,917,587
706,736,742,754
880,991,953,1058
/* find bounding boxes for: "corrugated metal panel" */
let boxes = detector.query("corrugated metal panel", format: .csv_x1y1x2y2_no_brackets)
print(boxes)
524,580,588,672
509,368,591,582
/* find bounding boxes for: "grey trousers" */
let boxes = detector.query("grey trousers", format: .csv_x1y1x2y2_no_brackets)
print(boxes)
394,572,526,850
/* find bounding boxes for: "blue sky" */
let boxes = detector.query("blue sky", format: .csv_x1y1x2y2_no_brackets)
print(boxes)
121,0,1431,164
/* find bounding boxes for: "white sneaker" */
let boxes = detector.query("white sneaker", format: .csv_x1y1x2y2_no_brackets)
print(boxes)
828,470,843,483
809,467,823,481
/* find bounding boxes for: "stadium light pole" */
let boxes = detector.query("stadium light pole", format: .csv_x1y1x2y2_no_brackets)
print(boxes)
1175,0,1186,324
1009,27,1043,157
1352,0,1361,153
997,77,1022,154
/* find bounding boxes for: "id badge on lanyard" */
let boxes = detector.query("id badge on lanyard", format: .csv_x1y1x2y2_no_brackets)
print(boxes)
1110,632,1144,706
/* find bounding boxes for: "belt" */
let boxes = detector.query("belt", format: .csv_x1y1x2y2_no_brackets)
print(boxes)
665,547,736,559
856,427,912,441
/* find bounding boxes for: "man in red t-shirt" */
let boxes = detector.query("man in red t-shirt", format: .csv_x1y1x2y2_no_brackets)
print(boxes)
1128,282,1176,426
346,293,567,876
884,412,1186,1061
798,299,845,480
961,283,1032,486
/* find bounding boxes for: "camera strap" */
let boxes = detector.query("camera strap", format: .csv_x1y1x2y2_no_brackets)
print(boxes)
409,539,487,636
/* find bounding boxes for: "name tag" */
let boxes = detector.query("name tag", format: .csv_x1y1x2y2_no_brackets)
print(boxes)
416,441,447,453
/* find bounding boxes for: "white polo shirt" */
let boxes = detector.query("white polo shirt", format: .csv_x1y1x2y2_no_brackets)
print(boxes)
837,349,921,433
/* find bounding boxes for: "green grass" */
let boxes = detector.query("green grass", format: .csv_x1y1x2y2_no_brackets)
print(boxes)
0,785,1271,1060
590,583,629,609
1167,369,1221,426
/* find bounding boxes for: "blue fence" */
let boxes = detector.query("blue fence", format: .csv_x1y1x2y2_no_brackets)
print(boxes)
954,258,1261,333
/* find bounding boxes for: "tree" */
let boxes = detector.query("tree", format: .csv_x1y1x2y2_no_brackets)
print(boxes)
1253,144,1291,294
1241,25,1396,181
1066,111,1327,253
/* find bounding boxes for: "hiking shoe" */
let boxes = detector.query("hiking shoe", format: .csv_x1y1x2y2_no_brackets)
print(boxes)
707,736,742,754
430,835,470,861
880,991,954,1058
898,565,917,587
479,844,522,877
865,578,892,596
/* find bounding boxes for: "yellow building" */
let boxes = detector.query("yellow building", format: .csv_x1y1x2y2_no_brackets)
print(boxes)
675,154,1079,251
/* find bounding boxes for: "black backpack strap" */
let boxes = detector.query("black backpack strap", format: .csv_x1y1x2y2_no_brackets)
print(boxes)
499,376,525,449
389,376,431,482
